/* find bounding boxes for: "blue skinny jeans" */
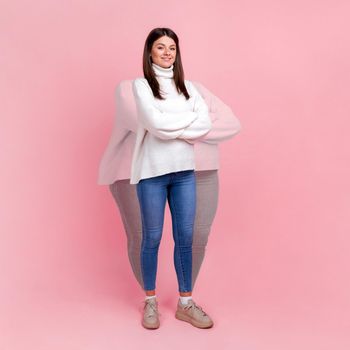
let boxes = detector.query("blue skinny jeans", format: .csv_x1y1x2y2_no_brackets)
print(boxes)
136,169,196,293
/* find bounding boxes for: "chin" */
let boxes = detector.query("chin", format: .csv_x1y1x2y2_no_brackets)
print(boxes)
157,60,173,66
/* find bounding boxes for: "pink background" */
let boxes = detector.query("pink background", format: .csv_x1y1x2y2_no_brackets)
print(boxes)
1,0,349,348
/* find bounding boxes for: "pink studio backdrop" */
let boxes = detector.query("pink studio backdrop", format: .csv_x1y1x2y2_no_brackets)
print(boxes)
1,0,349,349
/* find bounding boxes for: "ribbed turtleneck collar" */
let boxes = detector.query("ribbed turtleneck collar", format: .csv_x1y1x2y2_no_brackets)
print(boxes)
152,62,174,79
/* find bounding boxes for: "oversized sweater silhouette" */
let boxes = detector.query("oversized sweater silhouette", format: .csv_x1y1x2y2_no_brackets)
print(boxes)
98,73,241,185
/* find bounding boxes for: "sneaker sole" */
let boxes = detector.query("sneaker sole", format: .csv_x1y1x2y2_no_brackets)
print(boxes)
175,310,213,328
142,319,160,329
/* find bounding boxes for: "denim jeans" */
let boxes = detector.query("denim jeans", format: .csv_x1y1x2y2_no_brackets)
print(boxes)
136,169,196,293
109,170,219,291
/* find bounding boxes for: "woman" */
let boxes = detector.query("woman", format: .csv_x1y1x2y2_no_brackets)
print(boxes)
98,27,241,329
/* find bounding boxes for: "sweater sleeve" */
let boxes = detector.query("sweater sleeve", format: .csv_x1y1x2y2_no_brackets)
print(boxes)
132,78,198,140
115,81,138,133
177,81,212,140
184,81,242,144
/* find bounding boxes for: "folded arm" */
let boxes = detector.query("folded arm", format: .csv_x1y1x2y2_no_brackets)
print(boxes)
132,78,198,140
183,81,242,144
177,81,212,141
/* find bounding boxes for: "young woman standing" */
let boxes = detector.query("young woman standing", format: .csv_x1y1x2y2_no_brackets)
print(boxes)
130,27,214,329
99,74,242,330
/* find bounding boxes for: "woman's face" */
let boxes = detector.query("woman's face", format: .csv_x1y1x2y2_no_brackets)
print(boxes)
150,35,176,68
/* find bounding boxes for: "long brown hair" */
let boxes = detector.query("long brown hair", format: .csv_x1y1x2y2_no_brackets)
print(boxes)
142,27,190,100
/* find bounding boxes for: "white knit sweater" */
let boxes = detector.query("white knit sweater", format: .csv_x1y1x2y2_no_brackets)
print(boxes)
129,63,212,184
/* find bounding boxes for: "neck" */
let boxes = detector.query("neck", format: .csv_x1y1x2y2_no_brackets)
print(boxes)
152,62,174,79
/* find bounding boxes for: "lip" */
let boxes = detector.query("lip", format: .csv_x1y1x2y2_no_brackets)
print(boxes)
162,58,171,60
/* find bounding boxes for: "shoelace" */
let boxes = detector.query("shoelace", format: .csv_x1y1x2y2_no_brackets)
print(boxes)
184,301,208,316
140,300,162,317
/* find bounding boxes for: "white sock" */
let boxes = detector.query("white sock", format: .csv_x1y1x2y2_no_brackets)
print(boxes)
145,295,156,300
179,296,192,305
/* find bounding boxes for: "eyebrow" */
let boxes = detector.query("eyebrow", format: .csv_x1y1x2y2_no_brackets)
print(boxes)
155,43,176,47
